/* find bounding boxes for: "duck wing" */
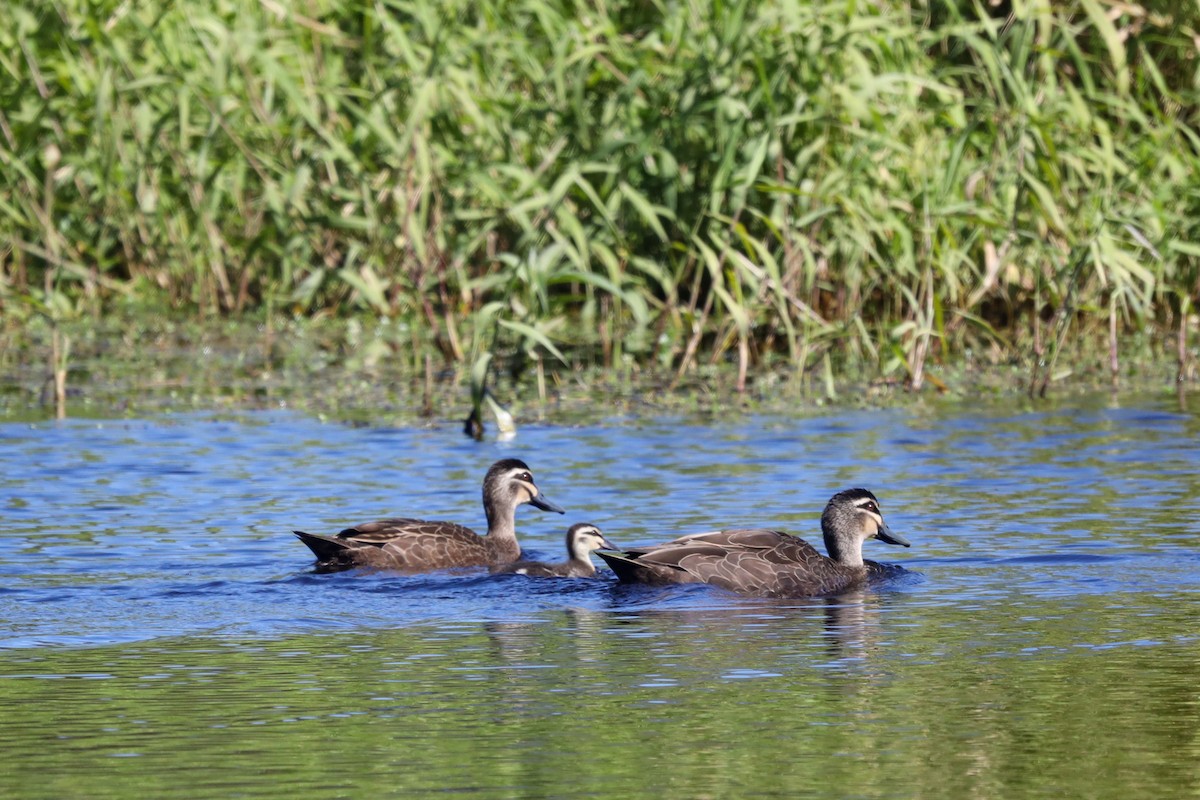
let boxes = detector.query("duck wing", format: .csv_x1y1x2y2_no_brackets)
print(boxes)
631,527,792,553
682,544,859,597
372,520,491,568
336,518,474,544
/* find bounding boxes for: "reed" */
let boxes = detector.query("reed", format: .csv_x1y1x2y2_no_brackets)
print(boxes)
1,0,1197,395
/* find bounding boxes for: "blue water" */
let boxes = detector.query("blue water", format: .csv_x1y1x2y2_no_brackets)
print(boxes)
2,395,1199,798
3,400,1199,646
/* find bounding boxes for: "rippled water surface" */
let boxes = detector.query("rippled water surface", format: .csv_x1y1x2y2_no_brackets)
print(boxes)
2,395,1199,798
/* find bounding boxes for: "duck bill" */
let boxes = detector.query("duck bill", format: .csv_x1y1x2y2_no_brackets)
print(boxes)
875,522,911,548
599,536,620,551
529,490,565,514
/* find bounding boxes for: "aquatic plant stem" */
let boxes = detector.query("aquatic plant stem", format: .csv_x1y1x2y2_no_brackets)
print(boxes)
1109,296,1120,389
1176,295,1193,384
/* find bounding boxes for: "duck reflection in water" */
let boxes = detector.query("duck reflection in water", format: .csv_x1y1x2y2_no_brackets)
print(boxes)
819,592,886,665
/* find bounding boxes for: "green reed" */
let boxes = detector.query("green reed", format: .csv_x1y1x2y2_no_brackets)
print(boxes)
1,0,1197,394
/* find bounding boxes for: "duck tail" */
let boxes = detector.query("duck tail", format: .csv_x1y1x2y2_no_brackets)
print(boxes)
597,551,657,584
293,530,354,563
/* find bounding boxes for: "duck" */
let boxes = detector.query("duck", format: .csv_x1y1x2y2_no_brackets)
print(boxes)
491,523,619,578
596,488,910,598
293,458,564,571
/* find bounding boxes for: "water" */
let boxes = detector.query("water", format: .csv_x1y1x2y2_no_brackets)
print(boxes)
2,395,1199,798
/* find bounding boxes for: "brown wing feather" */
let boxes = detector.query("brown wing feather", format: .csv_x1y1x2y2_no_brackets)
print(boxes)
761,536,825,564
678,549,785,595
337,518,472,542
627,542,733,564
378,527,489,569
632,528,792,554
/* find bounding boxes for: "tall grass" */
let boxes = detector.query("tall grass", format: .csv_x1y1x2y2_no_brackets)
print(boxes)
1,0,1197,394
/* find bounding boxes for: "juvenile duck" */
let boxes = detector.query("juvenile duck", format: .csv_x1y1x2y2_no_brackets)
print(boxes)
491,523,619,578
596,488,910,598
293,458,564,571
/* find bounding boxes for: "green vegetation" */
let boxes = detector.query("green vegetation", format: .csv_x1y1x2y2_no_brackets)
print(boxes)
2,0,1198,403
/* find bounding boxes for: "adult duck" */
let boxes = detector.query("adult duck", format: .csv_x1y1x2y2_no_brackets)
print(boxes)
294,458,564,571
596,488,910,597
491,523,618,578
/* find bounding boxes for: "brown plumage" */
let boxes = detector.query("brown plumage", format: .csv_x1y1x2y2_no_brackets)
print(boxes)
491,523,619,578
597,488,911,598
293,458,564,572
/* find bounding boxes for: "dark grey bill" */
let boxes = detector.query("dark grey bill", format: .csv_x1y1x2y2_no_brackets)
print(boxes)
875,521,911,548
530,491,565,514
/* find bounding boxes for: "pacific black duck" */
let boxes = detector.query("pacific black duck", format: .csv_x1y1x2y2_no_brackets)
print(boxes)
491,523,618,578
293,458,564,571
596,488,910,597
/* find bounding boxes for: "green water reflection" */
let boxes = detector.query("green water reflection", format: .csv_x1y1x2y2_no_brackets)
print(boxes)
3,592,1198,800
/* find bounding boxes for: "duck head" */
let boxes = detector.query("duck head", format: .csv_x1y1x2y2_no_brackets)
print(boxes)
821,488,909,567
484,458,565,518
565,523,619,561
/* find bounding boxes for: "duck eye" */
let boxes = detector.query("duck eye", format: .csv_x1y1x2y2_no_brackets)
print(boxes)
863,501,879,513
520,472,533,482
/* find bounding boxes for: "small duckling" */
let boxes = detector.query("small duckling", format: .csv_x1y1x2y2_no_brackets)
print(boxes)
492,523,618,578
